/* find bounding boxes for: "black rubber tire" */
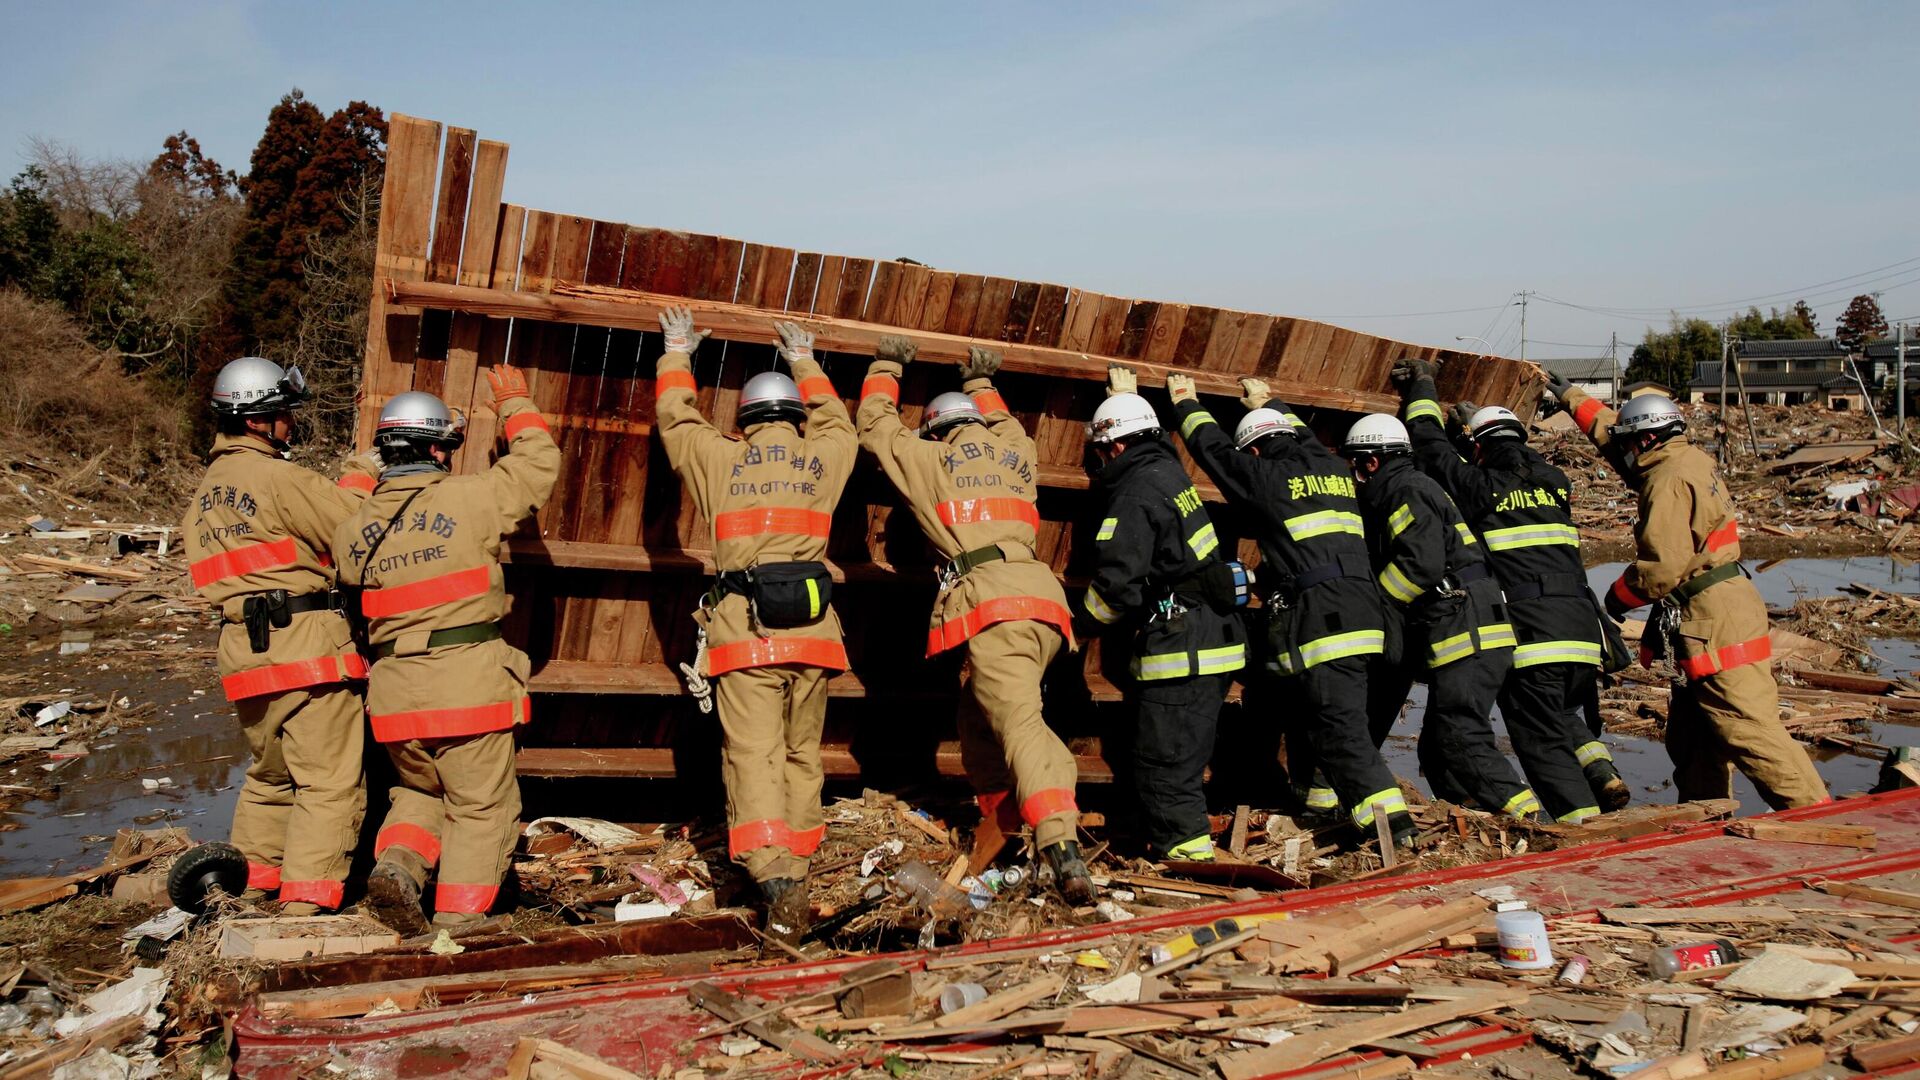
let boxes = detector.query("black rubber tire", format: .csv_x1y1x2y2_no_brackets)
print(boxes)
166,842,249,913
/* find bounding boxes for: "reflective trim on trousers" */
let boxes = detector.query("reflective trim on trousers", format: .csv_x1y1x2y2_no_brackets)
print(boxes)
708,635,849,675
1679,635,1772,679
371,697,527,744
1512,639,1604,669
1504,789,1542,817
1575,740,1614,767
1431,623,1515,667
729,818,826,858
375,822,443,865
1135,643,1247,681
1283,509,1364,541
1305,787,1338,810
247,862,282,891
1021,787,1078,825
1483,523,1580,550
1352,787,1408,827
1290,629,1386,672
928,595,1074,656
1165,834,1215,861
1557,806,1601,824
434,882,500,915
279,878,346,909
1405,399,1443,424
1180,410,1217,438
1380,561,1423,603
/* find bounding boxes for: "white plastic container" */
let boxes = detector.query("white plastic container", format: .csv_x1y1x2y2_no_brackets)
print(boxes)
1494,908,1554,970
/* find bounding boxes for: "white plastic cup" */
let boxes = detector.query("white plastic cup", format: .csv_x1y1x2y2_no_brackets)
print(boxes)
940,982,988,1014
1495,909,1554,970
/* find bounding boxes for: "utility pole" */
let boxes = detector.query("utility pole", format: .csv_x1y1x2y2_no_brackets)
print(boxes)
1608,331,1619,402
1717,322,1730,466
1518,291,1531,364
1901,321,1909,436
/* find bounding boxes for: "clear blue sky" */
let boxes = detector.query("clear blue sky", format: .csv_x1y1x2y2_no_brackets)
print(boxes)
4,1,1915,359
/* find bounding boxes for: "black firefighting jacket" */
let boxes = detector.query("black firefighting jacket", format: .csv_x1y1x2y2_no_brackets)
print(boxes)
1357,455,1515,669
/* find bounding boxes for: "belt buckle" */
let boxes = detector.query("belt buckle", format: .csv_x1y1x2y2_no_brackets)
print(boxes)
937,561,961,592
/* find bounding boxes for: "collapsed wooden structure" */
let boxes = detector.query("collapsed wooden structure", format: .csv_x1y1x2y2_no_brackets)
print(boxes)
357,114,1545,784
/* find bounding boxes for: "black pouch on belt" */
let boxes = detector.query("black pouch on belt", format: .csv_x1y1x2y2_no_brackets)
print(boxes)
746,561,834,629
241,589,293,654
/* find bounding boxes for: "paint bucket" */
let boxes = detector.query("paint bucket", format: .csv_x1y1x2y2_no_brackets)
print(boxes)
1495,908,1554,970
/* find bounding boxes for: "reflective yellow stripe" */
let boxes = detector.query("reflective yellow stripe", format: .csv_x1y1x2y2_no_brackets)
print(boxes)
1380,562,1423,603
1558,806,1601,824
1455,522,1478,545
1282,411,1305,429
1166,834,1215,861
1512,639,1604,669
1135,652,1192,679
1187,522,1220,558
1284,509,1364,541
1305,787,1338,810
1503,790,1542,817
1405,399,1443,424
1085,588,1121,625
1352,787,1408,827
1478,622,1517,649
1483,523,1581,550
1297,629,1386,669
1095,517,1119,542
1388,504,1415,537
1193,643,1247,674
1429,629,1476,667
1575,740,1613,767
805,577,821,619
1180,410,1217,438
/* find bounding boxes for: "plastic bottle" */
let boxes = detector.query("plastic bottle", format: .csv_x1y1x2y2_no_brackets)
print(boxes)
1648,938,1741,979
1494,908,1554,970
888,861,973,919
1556,954,1591,985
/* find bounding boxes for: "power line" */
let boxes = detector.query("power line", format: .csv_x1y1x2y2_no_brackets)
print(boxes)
1313,301,1512,319
1532,255,1920,319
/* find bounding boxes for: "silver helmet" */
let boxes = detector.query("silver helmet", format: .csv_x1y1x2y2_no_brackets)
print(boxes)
376,391,466,448
1466,405,1527,442
210,357,308,416
921,391,984,437
739,371,805,427
1608,393,1686,441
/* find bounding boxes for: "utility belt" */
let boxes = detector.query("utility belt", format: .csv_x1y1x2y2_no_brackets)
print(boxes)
939,543,1014,590
1638,561,1747,677
1268,551,1370,610
1670,560,1744,606
372,621,503,660
1154,560,1254,624
1410,560,1492,613
232,589,344,654
1502,571,1588,604
704,560,833,631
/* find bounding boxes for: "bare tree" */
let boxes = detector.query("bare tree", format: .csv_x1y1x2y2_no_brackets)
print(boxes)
282,178,378,456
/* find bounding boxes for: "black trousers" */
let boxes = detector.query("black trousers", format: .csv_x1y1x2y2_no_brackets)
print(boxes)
1130,671,1227,855
1281,656,1403,821
1368,648,1531,813
1497,662,1603,820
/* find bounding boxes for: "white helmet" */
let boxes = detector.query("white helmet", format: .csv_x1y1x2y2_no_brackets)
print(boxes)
1466,405,1527,442
740,371,804,427
210,357,308,416
377,391,466,448
921,391,984,437
1086,393,1160,445
1341,414,1411,456
1609,393,1686,441
1234,407,1298,450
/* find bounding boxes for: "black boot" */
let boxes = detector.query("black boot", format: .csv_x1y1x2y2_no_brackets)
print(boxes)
1587,761,1632,813
1041,841,1097,906
760,877,811,943
364,859,429,936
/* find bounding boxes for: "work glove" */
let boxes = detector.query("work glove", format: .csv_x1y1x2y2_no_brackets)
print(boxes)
959,345,1002,380
348,448,383,475
659,305,710,355
1238,377,1272,410
1537,390,1565,419
773,320,814,366
1541,368,1573,401
485,363,531,406
1390,358,1437,391
1448,401,1477,434
1166,373,1198,405
876,335,917,365
1106,363,1137,397
1603,586,1633,621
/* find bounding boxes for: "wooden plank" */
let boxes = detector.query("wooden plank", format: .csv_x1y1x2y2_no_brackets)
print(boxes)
357,114,442,447
441,141,511,473
258,957,663,1020
934,974,1065,1029
1726,821,1875,848
1600,905,1796,925
410,127,477,395
1323,897,1490,975
687,981,843,1061
515,743,1120,783
1216,989,1528,1080
505,1038,642,1080
1812,880,1920,911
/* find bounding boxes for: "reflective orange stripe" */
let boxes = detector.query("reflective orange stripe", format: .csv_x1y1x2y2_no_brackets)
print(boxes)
937,498,1040,530
1704,519,1739,551
928,595,1075,655
707,636,849,675
221,653,368,701
338,472,376,494
362,566,493,618
504,411,550,439
191,537,299,589
729,819,826,858
973,390,1008,414
713,507,832,541
434,882,499,914
656,369,697,397
1021,787,1078,826
861,373,899,404
247,862,282,891
1609,574,1648,611
370,698,526,743
375,823,442,865
796,376,834,400
1679,635,1772,679
279,879,345,909
1573,396,1606,434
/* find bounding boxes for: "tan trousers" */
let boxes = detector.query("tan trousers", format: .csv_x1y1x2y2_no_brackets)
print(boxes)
1668,663,1828,810
957,620,1079,849
717,665,829,883
375,730,521,916
231,684,366,910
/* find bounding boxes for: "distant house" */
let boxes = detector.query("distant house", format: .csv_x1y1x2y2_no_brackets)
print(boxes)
1687,338,1868,410
1620,380,1673,400
1537,357,1621,403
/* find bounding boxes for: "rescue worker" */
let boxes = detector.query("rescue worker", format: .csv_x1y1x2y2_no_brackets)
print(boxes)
183,357,375,915
342,366,560,932
1390,359,1627,821
1161,371,1414,845
856,335,1095,903
1544,377,1828,809
1341,414,1543,820
1080,368,1248,861
654,310,855,937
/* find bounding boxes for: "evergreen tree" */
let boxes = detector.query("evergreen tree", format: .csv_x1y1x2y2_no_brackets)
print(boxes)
1835,294,1889,351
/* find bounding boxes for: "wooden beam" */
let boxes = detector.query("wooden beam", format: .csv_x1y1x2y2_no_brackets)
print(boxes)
1216,989,1528,1079
515,743,1119,783
387,278,1414,415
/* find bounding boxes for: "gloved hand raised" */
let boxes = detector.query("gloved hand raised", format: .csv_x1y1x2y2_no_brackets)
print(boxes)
1541,368,1573,400
1166,373,1198,404
1603,586,1634,621
1448,401,1477,433
960,345,1001,380
485,363,531,406
659,305,711,355
773,320,814,366
1238,377,1271,410
876,335,917,365
1390,358,1437,390
1106,363,1137,397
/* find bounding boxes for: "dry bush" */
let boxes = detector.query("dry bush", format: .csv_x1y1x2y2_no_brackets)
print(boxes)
280,178,376,457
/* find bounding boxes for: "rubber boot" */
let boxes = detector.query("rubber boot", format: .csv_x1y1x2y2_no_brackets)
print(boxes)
760,877,811,944
1587,761,1632,813
281,901,321,918
1041,841,1096,906
1164,834,1216,862
364,849,430,936
431,910,488,931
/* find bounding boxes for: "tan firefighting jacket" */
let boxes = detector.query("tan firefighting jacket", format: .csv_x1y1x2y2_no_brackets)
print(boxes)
857,365,1075,656
656,348,856,674
1564,386,1769,679
183,434,377,701
333,396,560,743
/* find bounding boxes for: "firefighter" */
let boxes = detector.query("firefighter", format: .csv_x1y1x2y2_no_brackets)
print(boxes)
1161,371,1414,846
182,357,375,915
1081,368,1248,861
1341,414,1543,819
1391,360,1628,822
654,310,855,937
341,367,560,932
856,336,1094,903
1544,377,1828,809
